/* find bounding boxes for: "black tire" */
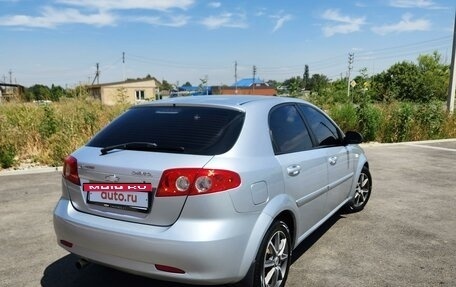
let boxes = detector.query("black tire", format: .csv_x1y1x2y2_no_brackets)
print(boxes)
347,166,372,212
253,220,292,287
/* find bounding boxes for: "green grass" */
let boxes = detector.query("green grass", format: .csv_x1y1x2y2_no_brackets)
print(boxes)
0,98,455,169
329,101,456,143
0,98,128,168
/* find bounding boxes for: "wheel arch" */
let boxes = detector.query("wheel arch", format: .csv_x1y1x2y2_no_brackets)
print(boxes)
237,194,298,280
274,210,296,248
348,154,369,200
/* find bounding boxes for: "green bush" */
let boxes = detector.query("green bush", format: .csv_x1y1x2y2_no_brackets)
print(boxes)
329,103,358,132
381,102,415,143
39,105,58,139
357,103,382,142
0,143,16,168
416,100,445,139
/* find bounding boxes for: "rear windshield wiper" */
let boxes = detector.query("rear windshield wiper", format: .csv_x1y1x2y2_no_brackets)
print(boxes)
100,142,184,155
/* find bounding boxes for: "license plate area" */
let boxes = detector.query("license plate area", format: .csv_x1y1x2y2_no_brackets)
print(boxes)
83,183,152,213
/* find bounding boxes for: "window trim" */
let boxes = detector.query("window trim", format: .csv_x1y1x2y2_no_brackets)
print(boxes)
135,90,145,101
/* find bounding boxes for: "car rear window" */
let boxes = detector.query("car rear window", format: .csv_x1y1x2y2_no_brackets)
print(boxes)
87,105,245,155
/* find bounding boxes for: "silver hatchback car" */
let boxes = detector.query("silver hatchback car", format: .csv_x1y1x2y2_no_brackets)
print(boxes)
53,95,371,287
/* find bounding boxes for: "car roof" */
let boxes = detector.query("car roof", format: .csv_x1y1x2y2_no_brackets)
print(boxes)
137,95,309,110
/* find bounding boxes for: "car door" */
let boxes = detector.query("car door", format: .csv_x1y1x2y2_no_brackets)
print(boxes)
298,104,354,213
269,104,328,237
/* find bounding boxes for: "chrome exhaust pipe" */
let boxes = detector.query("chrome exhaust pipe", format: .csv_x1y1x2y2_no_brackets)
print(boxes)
75,258,90,270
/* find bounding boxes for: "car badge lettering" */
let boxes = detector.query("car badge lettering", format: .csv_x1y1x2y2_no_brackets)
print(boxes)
132,171,152,177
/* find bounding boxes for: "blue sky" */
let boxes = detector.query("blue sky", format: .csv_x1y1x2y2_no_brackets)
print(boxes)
0,0,455,87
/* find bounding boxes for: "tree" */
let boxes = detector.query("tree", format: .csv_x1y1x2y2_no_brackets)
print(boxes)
266,80,279,88
373,60,421,102
25,84,51,101
160,80,173,91
50,84,66,101
307,74,330,94
372,51,449,102
283,76,303,97
417,52,449,101
303,65,309,90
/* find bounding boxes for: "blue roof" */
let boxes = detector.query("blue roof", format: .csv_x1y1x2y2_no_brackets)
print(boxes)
233,78,265,87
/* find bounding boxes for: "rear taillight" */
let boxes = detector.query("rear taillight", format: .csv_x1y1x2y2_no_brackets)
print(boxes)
63,155,80,186
156,168,241,197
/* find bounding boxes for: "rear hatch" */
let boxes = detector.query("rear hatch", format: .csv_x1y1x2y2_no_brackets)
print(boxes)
67,147,213,226
65,104,245,226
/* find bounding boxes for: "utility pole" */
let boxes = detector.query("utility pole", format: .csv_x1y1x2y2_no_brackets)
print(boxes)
234,61,238,94
91,63,100,85
9,69,12,84
122,52,126,81
447,11,456,113
252,65,257,93
347,53,354,103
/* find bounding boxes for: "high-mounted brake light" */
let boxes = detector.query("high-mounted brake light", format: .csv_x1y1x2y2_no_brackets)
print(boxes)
156,168,241,197
63,155,80,186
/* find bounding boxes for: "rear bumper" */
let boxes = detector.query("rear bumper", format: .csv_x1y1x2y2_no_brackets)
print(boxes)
53,198,258,285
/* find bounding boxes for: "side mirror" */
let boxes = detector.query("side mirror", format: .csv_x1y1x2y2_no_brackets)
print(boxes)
343,131,363,145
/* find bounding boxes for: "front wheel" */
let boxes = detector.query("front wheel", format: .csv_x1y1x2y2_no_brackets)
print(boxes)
253,220,292,287
347,166,372,212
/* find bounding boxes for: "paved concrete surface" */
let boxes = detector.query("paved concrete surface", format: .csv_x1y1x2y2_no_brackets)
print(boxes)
0,140,455,287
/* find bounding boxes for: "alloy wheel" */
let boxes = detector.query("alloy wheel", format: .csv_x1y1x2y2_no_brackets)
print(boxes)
261,230,290,287
353,172,370,208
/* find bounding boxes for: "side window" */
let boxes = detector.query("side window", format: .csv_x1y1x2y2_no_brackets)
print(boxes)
269,105,313,154
299,105,341,147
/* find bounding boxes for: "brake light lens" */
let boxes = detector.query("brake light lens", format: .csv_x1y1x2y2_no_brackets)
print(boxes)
63,155,80,186
156,168,241,197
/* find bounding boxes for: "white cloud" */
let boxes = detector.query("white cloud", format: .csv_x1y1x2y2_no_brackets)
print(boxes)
135,14,189,27
271,13,292,33
0,6,115,28
354,2,368,8
321,9,366,37
389,0,437,8
372,13,431,35
200,12,247,29
208,2,221,8
0,0,194,28
255,8,266,17
56,0,194,11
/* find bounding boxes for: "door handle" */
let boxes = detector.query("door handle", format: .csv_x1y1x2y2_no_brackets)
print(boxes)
329,156,338,165
287,165,301,176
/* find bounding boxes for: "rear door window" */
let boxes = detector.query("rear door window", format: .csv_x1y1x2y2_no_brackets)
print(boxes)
269,105,313,154
87,106,245,155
